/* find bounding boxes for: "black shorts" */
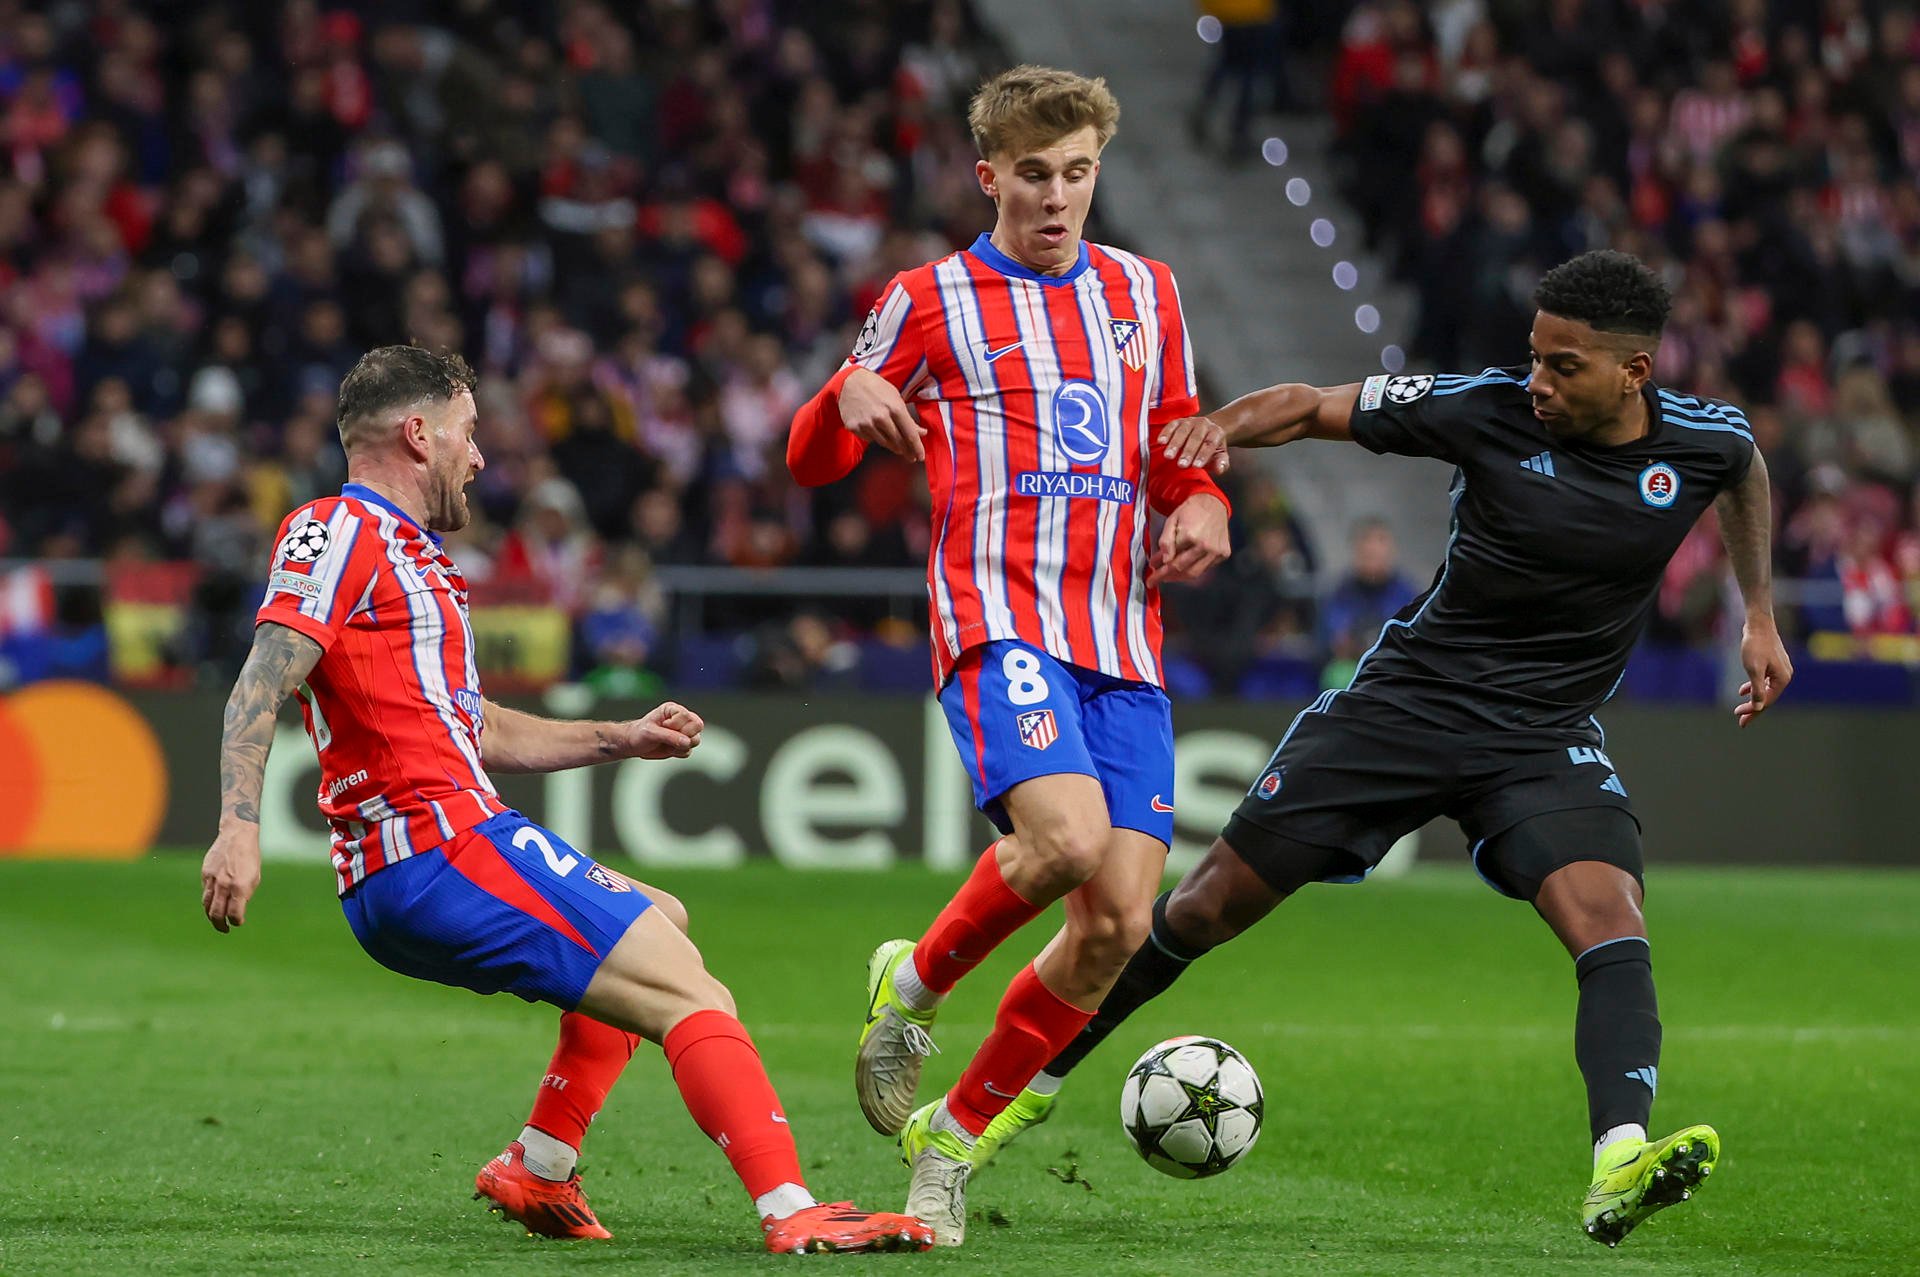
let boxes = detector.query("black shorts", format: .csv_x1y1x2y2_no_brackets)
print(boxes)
1223,692,1642,899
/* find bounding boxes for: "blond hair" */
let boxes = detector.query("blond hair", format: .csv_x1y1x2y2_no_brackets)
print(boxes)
967,65,1119,160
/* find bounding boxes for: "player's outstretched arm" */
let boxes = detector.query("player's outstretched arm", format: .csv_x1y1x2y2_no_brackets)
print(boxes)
481,699,704,773
1713,450,1792,727
203,621,323,933
789,367,925,483
1157,382,1362,470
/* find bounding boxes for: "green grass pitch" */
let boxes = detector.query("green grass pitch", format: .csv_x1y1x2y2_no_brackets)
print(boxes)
1,856,1915,1275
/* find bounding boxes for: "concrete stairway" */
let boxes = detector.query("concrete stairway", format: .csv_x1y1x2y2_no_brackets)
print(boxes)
970,0,1452,575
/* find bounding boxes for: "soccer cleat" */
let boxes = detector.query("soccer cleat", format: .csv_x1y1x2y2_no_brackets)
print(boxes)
973,1084,1058,1166
473,1141,612,1240
761,1202,935,1255
1582,1124,1720,1247
856,938,939,1135
899,1101,976,1247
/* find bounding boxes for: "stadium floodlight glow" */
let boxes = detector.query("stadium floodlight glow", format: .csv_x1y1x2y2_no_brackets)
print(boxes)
1355,304,1381,334
1261,137,1288,166
1381,344,1406,372
1310,218,1336,248
1285,178,1311,206
1332,260,1359,290
1196,15,1223,42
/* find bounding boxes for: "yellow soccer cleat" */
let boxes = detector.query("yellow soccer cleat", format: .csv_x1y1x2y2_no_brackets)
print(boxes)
898,1101,975,1247
1583,1124,1720,1247
973,1084,1057,1166
855,939,939,1135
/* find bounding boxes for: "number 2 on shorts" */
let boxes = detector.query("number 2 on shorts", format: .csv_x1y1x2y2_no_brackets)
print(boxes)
1003,647,1050,706
514,825,578,877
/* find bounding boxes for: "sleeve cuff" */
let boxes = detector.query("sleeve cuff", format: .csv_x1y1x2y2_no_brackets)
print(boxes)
256,608,335,650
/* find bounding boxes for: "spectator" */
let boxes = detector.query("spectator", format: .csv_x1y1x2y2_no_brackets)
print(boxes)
578,544,668,700
494,477,601,614
1188,2,1286,159
747,610,859,692
1320,519,1419,685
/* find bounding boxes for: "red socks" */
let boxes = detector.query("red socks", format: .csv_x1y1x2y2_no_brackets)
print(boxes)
947,964,1094,1135
662,1009,806,1200
527,1011,641,1149
911,842,1042,995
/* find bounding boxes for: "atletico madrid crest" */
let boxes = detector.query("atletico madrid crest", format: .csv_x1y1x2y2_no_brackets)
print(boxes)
1109,318,1147,372
1017,708,1058,751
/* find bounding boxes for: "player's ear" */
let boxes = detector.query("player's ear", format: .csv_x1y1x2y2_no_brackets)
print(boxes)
401,412,433,461
1621,347,1654,396
976,157,998,200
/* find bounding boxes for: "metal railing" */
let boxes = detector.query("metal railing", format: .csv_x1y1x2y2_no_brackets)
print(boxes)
0,556,1872,611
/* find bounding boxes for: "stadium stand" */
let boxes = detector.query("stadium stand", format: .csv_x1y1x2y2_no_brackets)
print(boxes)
0,0,1913,703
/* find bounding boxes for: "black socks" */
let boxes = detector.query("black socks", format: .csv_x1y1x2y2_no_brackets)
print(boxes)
1574,936,1662,1143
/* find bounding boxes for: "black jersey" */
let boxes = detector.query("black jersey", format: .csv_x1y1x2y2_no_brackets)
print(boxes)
1341,367,1755,733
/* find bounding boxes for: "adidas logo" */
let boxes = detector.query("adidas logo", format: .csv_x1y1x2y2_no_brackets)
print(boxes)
1521,451,1557,477
1624,1066,1658,1094
1600,773,1629,796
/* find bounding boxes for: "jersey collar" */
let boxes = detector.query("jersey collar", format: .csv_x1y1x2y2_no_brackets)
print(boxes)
341,482,443,545
1637,381,1666,445
968,232,1090,286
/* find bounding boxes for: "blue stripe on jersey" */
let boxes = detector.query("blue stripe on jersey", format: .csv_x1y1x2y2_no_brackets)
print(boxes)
1431,368,1527,396
1662,410,1754,441
1064,260,1121,677
1658,391,1753,440
866,287,913,371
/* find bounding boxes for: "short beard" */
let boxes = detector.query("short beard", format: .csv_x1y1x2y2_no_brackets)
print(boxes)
432,476,471,533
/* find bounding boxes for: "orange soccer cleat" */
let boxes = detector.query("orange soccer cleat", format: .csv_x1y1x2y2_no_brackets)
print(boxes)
473,1141,612,1240
761,1202,936,1255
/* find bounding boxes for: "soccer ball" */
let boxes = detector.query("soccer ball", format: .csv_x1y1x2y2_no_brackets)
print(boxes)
1120,1035,1264,1179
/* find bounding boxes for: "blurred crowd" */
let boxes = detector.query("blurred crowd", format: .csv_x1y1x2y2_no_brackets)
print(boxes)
1318,0,1920,645
0,0,1005,688
1,0,1915,701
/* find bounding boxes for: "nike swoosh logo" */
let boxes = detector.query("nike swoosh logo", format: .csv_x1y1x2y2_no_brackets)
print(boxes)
772,1112,789,1124
1150,795,1175,813
982,1081,1018,1099
980,341,1024,363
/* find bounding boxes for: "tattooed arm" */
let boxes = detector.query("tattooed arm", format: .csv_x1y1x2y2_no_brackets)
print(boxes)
1714,450,1793,728
202,621,324,933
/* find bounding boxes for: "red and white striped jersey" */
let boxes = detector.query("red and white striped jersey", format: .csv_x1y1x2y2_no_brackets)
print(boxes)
256,484,507,895
789,234,1224,688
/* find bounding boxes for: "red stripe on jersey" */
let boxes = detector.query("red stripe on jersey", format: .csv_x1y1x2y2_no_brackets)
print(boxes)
258,491,504,895
823,240,1202,691
1091,249,1162,682
1039,277,1108,675
973,267,1044,656
959,653,988,779
442,832,596,953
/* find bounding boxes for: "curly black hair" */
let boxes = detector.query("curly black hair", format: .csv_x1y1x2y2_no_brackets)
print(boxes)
1533,250,1672,339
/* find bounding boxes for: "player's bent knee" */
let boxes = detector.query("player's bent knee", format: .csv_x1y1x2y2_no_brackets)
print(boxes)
1067,899,1153,965
649,889,691,935
579,909,735,1039
690,970,736,1018
1024,826,1108,890
1165,838,1290,949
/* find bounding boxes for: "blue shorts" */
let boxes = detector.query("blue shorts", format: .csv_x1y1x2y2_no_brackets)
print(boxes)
940,640,1175,847
341,810,652,1010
